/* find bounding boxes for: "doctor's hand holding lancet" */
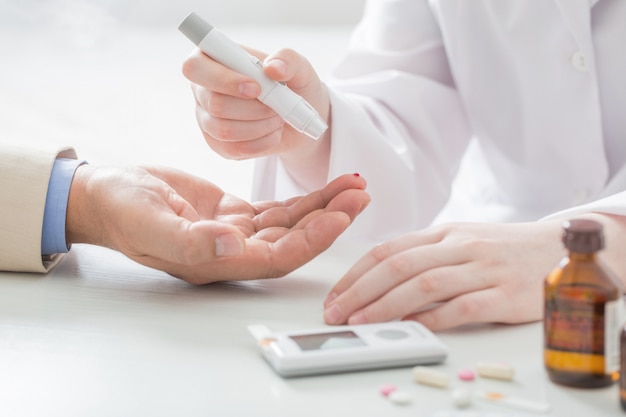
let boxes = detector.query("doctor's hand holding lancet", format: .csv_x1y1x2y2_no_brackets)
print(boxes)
182,43,332,192
181,2,626,330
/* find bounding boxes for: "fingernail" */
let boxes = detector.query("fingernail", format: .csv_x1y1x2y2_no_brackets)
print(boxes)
348,311,368,325
238,82,259,98
324,292,337,308
324,304,343,324
215,233,244,257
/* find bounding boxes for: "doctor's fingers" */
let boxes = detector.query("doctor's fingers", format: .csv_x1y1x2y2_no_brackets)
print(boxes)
193,91,285,154
202,130,282,162
197,107,284,150
343,261,497,327
192,84,277,120
348,264,494,324
264,48,320,91
323,245,471,325
324,228,448,307
404,285,539,331
183,49,261,98
264,48,330,124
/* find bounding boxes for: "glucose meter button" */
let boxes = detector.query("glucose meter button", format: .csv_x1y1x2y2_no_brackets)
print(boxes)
375,329,409,340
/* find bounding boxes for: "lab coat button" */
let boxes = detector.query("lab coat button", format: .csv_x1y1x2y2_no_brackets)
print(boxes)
571,51,589,72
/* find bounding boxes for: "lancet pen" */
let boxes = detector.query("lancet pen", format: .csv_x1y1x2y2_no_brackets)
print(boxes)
178,12,328,140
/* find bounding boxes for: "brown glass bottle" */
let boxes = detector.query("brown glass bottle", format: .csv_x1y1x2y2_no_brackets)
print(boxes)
544,219,624,388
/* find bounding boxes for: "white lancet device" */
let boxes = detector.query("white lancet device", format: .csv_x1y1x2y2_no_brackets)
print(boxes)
248,321,448,377
178,12,328,140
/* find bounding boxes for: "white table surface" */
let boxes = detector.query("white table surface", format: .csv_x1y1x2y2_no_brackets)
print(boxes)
0,243,621,417
0,19,622,417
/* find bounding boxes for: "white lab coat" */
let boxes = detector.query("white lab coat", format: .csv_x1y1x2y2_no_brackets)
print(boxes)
253,0,626,243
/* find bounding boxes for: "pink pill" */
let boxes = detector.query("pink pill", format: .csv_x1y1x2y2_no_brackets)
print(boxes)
379,384,398,397
457,369,476,381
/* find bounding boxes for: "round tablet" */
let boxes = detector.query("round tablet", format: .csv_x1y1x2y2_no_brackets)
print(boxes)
457,368,476,381
379,384,397,397
451,388,472,408
388,390,412,405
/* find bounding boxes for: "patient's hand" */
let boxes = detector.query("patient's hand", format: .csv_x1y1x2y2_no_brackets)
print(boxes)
66,165,369,283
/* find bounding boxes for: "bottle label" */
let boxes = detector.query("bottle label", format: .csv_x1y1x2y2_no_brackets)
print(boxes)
605,297,624,373
545,290,623,373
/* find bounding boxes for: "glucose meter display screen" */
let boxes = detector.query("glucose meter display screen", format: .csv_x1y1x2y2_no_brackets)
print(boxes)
290,331,367,351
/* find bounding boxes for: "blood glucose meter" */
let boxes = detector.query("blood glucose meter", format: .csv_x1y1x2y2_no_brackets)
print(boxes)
248,321,448,377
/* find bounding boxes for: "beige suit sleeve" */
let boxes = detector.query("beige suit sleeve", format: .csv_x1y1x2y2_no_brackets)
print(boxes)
0,143,78,272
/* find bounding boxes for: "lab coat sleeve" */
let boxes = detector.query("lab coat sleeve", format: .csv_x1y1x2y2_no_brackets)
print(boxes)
0,142,78,273
252,0,472,242
543,192,626,221
542,165,626,222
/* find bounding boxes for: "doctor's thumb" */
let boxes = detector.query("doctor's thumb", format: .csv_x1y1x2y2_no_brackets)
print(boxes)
263,48,321,93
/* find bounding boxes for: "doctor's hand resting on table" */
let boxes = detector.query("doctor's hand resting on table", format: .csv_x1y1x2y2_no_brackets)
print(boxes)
0,145,369,283
182,1,626,330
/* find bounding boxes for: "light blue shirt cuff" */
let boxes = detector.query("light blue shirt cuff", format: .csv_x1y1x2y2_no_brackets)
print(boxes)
41,158,87,255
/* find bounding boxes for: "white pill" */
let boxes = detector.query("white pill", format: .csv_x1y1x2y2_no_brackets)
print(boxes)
476,362,515,381
388,390,412,405
451,388,472,408
413,366,450,388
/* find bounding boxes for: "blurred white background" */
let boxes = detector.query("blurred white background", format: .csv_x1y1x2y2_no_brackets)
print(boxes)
0,0,365,27
0,0,365,200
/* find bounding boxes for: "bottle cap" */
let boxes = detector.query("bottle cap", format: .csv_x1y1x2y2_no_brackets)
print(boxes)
562,219,604,253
